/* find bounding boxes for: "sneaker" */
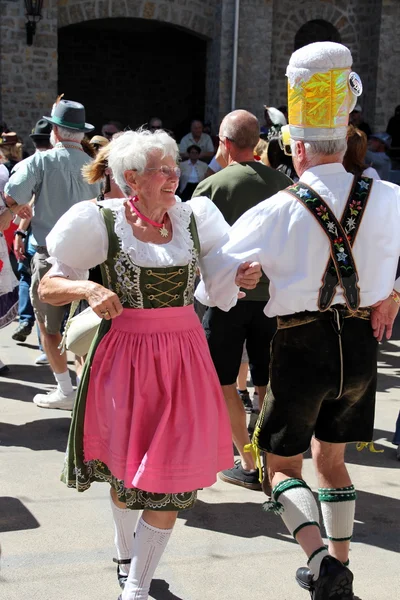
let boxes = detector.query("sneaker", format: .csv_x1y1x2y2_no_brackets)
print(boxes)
296,556,353,599
33,388,75,410
396,444,400,461
35,353,49,366
219,461,262,490
237,389,253,413
12,322,33,342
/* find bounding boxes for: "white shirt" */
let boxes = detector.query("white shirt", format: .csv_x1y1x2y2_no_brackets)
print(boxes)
179,132,214,154
363,166,380,180
46,196,231,280
188,163,199,184
196,163,400,316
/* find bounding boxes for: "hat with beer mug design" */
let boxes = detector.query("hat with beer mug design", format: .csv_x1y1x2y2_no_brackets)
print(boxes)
281,41,362,148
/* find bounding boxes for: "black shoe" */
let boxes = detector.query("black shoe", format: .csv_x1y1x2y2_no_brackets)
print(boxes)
219,461,262,490
0,364,10,375
238,389,253,413
296,556,353,599
12,322,33,342
113,558,131,590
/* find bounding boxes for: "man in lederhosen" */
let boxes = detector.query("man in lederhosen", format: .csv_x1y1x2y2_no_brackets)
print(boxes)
196,42,400,599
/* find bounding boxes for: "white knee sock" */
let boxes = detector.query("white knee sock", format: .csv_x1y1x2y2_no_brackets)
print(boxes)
270,478,321,537
54,370,74,395
110,494,139,576
319,485,356,542
122,517,173,600
267,478,328,580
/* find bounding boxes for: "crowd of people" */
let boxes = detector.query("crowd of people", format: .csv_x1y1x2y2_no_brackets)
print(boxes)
1,40,400,600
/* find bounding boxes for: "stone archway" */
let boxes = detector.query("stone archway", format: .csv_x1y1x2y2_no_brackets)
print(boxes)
58,0,215,39
58,18,209,138
57,0,216,138
269,1,358,107
294,19,341,51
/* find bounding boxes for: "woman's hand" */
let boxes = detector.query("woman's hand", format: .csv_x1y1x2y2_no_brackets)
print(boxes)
235,261,262,290
14,204,32,220
86,281,123,320
13,235,26,261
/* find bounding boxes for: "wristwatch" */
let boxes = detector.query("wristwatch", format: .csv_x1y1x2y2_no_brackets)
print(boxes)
14,230,27,239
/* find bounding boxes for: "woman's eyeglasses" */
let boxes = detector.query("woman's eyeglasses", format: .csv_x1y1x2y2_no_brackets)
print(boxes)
145,166,181,178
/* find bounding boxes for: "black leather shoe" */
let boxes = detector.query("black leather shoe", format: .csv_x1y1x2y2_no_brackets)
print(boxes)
113,558,131,590
296,556,353,599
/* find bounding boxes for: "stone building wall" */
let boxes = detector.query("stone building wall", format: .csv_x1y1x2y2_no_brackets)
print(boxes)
375,0,400,131
236,0,273,124
269,0,382,129
0,0,58,150
0,0,399,150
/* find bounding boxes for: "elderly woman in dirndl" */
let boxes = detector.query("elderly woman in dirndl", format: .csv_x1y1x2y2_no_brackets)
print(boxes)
39,129,261,600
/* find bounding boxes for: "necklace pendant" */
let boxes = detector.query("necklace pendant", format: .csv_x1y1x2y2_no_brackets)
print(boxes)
159,225,169,238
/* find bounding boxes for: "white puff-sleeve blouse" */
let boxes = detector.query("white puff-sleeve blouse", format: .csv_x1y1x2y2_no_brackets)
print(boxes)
46,196,232,281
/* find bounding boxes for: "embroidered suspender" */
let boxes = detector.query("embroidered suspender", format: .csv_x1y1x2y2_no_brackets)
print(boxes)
285,176,373,311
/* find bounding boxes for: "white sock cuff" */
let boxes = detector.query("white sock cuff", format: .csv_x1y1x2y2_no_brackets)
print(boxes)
137,517,173,536
54,370,73,395
270,478,320,538
319,486,356,541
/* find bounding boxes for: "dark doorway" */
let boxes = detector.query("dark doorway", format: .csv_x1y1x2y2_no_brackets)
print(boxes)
58,19,207,140
295,19,341,50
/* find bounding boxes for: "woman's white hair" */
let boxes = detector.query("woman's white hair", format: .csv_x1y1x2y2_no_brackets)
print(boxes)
108,129,179,191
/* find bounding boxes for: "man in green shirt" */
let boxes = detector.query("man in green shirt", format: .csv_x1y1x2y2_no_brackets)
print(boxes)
193,109,291,489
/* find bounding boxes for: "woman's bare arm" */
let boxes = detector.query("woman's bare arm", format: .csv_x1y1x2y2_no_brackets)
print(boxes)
39,275,123,320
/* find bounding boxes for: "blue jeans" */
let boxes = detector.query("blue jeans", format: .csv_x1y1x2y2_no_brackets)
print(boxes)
17,234,36,326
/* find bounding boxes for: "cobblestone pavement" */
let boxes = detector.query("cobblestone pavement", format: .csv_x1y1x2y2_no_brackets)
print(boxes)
1,320,399,600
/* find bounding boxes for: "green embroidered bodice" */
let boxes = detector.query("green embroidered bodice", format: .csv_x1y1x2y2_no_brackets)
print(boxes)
99,207,200,309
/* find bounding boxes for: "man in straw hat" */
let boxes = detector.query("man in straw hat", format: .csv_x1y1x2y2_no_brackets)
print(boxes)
3,99,100,411
196,41,400,598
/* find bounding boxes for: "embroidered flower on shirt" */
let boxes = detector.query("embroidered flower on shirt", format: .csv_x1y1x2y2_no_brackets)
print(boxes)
316,205,329,221
337,251,348,262
358,179,370,191
326,221,337,234
114,261,126,277
349,200,362,216
297,187,310,199
345,216,356,231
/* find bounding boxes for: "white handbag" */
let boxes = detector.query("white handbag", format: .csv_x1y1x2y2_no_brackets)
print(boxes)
61,302,102,357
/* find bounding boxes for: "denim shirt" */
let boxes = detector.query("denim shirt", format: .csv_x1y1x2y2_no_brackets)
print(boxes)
5,142,101,246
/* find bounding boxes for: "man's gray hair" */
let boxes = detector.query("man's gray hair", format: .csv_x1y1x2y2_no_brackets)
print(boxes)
291,138,347,158
108,129,179,191
56,126,85,143
221,110,260,150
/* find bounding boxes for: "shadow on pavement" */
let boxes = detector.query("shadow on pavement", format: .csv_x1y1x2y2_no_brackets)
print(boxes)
0,418,70,452
0,497,40,532
0,364,58,384
178,499,296,545
181,490,400,553
150,579,184,600
0,381,49,402
345,429,399,468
